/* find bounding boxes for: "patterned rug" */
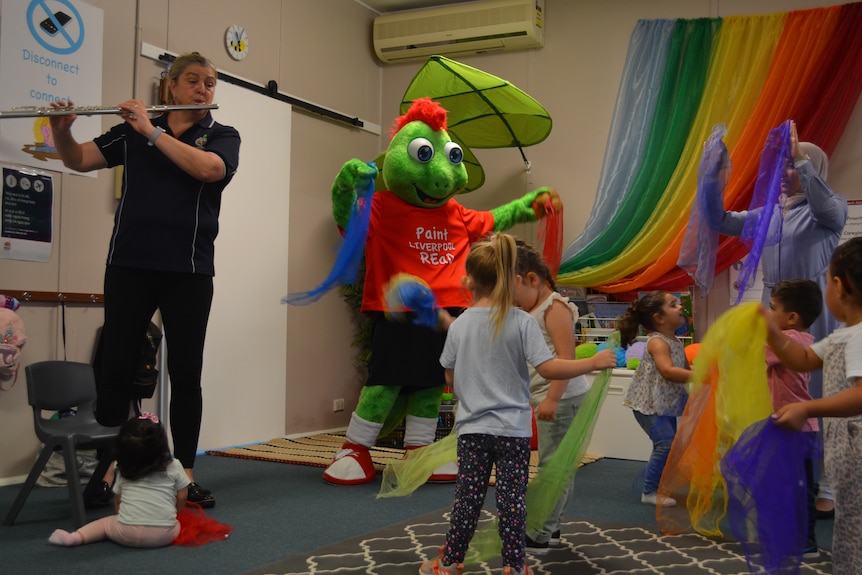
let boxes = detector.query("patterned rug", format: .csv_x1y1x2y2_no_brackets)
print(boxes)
206,432,601,483
240,508,833,575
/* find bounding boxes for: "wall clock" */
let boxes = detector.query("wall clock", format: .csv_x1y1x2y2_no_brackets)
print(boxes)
225,24,249,61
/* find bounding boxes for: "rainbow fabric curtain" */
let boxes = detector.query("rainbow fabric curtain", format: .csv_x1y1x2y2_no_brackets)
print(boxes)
558,3,862,293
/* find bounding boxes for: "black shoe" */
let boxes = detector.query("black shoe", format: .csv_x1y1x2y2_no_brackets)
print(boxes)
549,530,561,547
83,481,114,509
190,482,211,496
187,482,215,508
525,534,549,555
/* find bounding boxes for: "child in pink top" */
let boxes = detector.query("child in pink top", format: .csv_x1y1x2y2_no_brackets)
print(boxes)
764,279,822,559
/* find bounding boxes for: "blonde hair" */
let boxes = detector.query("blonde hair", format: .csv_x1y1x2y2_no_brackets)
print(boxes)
168,52,216,82
167,52,216,103
465,233,517,338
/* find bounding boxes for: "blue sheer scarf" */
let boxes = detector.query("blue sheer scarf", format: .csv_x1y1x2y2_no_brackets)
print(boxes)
282,163,376,305
677,123,730,293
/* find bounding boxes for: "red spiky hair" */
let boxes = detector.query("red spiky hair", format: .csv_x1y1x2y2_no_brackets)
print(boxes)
390,97,448,138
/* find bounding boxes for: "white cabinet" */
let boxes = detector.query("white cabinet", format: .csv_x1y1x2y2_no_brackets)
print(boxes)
586,369,652,461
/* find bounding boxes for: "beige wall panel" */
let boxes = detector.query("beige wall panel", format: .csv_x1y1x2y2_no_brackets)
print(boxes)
285,111,381,434
279,0,381,124
166,0,283,83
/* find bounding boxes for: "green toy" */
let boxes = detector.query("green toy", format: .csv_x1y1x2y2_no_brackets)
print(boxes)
322,96,561,486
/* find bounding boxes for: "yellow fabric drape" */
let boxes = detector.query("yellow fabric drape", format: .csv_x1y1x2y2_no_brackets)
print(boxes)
558,14,786,288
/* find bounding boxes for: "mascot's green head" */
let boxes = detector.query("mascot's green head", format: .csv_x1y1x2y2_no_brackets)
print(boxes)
383,97,468,209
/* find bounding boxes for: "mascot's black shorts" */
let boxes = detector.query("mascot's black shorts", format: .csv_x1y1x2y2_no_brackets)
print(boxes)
365,308,462,390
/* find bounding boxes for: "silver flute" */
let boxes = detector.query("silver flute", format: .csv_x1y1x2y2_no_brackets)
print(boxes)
0,103,218,119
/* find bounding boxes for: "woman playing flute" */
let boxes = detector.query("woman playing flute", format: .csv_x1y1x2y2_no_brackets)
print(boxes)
49,51,241,509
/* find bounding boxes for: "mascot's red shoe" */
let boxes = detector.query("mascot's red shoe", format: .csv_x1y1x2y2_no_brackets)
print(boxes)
405,445,458,483
323,442,377,485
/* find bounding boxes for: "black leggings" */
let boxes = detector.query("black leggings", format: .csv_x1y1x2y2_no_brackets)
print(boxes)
443,434,531,571
98,266,213,469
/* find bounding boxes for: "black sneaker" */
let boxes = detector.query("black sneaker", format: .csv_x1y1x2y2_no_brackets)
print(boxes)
187,482,215,508
549,530,561,547
524,534,549,555
190,482,211,496
83,481,114,509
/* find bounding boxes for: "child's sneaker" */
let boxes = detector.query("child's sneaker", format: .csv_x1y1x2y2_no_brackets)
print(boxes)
524,534,549,555
802,539,820,560
419,546,463,575
501,565,534,575
549,530,561,546
641,491,677,507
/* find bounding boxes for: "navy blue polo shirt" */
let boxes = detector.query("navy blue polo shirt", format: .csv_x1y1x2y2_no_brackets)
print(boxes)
94,113,240,276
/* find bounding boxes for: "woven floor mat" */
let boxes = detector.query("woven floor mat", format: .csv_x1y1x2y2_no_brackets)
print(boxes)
207,432,601,483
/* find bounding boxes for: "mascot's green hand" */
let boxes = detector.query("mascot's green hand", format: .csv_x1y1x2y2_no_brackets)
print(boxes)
331,159,379,230
490,186,562,231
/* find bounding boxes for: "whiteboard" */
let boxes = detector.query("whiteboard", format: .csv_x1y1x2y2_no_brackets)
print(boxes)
180,80,290,451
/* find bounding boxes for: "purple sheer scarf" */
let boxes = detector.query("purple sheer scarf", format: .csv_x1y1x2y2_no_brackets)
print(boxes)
678,123,730,294
720,417,818,575
733,121,792,305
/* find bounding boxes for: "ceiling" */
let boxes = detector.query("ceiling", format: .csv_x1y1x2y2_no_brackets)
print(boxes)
357,0,475,14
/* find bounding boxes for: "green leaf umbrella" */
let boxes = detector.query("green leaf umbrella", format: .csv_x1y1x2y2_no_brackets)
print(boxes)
399,55,552,191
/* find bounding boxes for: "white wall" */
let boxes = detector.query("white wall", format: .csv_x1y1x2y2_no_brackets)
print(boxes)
193,80,291,451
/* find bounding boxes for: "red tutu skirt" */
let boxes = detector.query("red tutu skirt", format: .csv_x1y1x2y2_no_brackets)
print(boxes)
173,502,233,546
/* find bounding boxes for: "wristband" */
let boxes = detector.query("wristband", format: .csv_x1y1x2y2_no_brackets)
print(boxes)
148,126,165,147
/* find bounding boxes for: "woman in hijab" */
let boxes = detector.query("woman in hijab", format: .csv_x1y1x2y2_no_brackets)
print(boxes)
718,121,847,516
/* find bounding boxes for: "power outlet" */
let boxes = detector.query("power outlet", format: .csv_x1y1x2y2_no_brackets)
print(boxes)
332,398,345,412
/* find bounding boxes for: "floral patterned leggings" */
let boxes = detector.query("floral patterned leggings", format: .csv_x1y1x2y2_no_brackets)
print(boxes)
441,433,531,570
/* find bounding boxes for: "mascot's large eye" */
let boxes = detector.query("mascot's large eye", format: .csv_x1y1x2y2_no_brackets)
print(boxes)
444,142,463,165
408,138,434,163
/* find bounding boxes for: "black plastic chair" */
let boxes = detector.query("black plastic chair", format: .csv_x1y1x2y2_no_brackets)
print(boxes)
3,361,121,528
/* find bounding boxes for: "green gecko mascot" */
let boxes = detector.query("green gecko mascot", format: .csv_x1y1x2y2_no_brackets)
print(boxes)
323,97,561,485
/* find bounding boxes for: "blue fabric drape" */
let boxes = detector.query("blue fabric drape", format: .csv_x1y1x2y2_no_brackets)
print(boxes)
561,19,675,261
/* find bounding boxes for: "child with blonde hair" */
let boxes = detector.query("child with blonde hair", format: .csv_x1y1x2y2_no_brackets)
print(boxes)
420,233,615,575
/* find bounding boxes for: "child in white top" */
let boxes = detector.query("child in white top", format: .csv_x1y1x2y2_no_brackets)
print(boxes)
49,413,190,548
420,233,615,575
512,239,588,554
620,291,691,506
768,237,862,575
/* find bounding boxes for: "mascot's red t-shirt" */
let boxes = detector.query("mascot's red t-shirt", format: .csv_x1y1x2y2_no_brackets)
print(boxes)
362,190,495,313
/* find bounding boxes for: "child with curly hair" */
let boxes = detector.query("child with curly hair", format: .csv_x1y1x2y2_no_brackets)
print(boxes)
620,291,691,507
49,413,190,548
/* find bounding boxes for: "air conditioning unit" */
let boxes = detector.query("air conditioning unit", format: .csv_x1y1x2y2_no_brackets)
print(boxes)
373,0,544,64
